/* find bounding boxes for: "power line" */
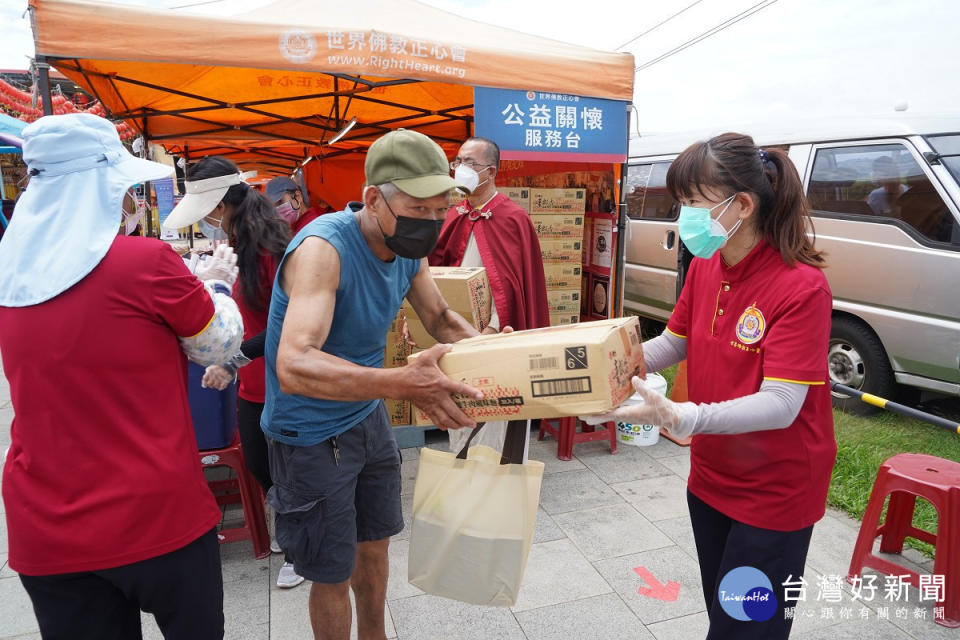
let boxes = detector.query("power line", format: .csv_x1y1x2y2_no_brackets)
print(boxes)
635,0,780,73
168,0,227,9
616,0,707,51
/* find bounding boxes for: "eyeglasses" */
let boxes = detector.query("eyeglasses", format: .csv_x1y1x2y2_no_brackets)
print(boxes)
449,158,490,171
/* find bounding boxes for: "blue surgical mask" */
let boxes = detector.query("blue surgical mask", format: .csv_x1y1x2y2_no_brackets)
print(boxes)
197,216,227,242
677,194,740,259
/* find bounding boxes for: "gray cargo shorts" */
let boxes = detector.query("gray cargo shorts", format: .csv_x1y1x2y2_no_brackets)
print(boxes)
266,402,403,583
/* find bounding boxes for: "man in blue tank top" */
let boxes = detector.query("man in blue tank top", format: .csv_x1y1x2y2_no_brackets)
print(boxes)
261,129,484,640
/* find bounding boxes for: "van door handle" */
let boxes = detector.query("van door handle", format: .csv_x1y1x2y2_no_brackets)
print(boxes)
662,230,675,250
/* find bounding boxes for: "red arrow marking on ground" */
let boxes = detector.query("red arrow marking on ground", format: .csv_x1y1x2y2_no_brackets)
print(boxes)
633,566,681,602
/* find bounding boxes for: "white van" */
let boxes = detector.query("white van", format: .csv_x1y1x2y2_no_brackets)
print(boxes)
619,116,960,412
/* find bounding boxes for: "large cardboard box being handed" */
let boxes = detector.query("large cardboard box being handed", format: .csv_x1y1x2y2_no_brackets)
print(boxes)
409,317,645,425
403,266,491,349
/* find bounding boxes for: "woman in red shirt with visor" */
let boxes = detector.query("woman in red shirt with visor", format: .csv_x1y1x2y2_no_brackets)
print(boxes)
163,156,302,588
599,133,836,640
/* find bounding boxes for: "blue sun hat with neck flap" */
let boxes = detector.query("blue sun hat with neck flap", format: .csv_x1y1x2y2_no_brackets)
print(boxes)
0,113,172,307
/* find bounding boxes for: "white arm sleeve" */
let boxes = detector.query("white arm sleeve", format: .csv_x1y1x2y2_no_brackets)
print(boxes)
178,282,244,367
691,379,809,435
643,330,687,373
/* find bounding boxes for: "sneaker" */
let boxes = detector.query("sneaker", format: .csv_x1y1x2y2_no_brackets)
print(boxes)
270,538,282,554
276,562,304,589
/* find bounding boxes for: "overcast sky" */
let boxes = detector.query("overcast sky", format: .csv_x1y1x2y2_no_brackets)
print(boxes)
1,0,956,134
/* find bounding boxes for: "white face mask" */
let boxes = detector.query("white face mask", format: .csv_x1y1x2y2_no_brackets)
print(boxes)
454,164,490,194
197,216,227,243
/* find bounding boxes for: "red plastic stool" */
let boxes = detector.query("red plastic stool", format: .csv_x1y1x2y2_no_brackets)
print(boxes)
538,416,618,461
847,453,960,628
199,433,271,559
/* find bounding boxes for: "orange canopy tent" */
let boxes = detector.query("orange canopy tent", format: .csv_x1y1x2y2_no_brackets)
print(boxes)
30,0,636,316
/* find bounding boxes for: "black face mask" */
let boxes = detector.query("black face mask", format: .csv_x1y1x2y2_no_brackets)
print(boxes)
377,190,444,259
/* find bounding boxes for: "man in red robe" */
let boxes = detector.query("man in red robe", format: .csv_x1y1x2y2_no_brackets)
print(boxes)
430,137,549,332
429,137,549,453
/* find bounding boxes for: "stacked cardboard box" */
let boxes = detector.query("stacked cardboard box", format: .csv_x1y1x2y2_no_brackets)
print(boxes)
504,187,530,212
383,310,413,426
409,317,646,424
402,266,492,349
531,188,586,326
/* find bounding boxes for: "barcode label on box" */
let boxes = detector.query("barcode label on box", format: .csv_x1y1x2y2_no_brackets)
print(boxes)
528,356,559,371
531,376,593,397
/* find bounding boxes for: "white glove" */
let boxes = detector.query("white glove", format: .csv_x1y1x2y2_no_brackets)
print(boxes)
196,244,239,287
202,364,234,390
590,375,700,440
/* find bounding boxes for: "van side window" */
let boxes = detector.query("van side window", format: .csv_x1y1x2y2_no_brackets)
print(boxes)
927,134,960,183
625,162,677,220
807,143,960,245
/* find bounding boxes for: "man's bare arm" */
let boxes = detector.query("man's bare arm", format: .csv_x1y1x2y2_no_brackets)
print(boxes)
276,240,482,429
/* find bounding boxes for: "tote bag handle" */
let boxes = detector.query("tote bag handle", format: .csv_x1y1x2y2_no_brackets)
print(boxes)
455,419,528,465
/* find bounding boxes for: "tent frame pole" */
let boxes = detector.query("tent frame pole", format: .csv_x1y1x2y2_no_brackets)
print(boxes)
34,56,54,116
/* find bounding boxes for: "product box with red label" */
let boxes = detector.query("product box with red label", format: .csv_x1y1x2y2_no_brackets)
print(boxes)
409,317,645,424
538,237,583,263
504,187,530,212
550,312,580,327
530,213,584,239
530,188,587,215
543,263,582,290
547,287,581,314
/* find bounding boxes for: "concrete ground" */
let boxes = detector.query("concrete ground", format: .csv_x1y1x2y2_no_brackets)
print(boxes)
1,374,955,639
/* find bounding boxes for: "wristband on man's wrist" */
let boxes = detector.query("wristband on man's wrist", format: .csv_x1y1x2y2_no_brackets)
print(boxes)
220,351,252,381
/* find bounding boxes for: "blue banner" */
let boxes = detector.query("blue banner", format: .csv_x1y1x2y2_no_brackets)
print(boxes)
474,87,628,163
154,178,175,225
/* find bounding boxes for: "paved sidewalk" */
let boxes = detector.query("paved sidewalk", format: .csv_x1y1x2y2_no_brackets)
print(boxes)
0,376,954,639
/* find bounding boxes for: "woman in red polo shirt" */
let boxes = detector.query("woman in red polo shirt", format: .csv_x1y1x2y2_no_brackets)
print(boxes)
164,157,305,589
601,133,835,640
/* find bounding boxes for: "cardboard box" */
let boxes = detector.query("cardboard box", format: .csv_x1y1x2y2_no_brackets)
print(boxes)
402,266,491,349
538,237,583,263
383,311,412,426
547,287,581,314
409,317,645,424
530,213,585,239
385,397,412,427
504,187,530,212
530,188,587,215
550,312,580,327
543,263,582,289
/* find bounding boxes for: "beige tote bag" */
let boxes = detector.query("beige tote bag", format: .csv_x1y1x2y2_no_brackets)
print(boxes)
408,421,544,606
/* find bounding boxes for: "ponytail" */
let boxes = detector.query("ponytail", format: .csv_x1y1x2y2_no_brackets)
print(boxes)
757,148,824,267
224,185,290,312
667,132,825,268
187,156,291,311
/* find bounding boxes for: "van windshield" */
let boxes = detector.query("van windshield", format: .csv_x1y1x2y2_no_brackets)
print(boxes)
927,134,960,183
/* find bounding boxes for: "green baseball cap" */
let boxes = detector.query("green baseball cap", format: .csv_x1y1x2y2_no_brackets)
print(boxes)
365,129,470,197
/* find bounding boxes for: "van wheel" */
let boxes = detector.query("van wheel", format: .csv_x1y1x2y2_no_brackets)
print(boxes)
828,316,896,415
